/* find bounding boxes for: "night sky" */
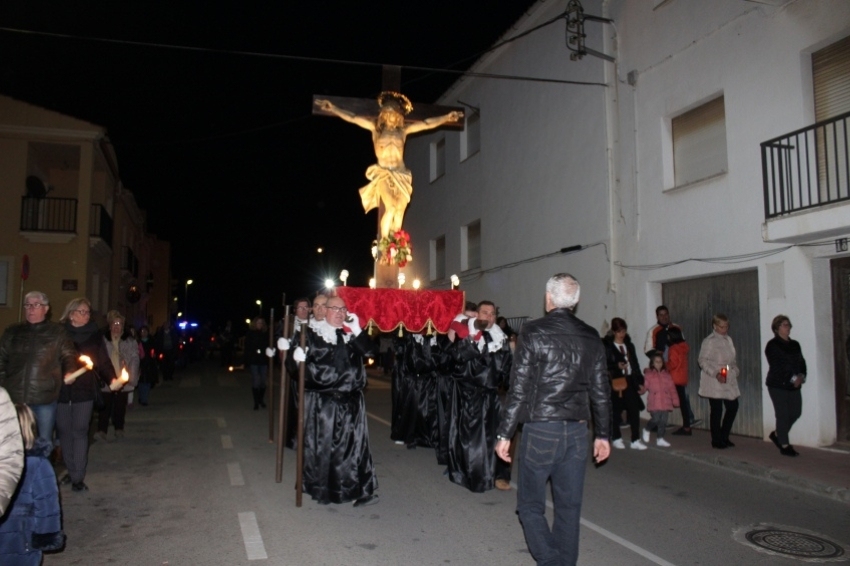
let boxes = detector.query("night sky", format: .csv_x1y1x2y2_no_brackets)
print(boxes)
1,1,538,326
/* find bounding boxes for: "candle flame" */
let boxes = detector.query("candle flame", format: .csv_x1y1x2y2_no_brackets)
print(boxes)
120,368,129,382
79,355,93,370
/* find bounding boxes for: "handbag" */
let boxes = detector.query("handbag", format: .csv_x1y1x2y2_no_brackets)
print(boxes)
611,377,628,397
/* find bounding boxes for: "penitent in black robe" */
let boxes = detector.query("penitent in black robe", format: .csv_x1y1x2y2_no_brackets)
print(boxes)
294,321,378,504
391,331,440,448
433,334,455,466
447,329,512,492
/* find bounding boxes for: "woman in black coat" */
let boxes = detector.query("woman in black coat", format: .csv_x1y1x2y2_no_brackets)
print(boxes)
765,315,806,457
602,318,646,450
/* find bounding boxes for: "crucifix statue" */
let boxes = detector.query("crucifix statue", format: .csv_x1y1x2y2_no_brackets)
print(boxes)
313,70,464,242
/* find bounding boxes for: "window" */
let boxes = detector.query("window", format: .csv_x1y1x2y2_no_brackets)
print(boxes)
461,111,480,161
0,258,10,306
461,220,481,271
672,95,727,187
430,137,446,182
430,235,446,281
813,36,850,202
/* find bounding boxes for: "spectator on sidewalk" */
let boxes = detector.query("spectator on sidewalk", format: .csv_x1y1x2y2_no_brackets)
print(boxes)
645,305,697,435
244,317,270,410
96,311,139,442
698,314,740,450
603,318,646,450
765,315,806,457
642,352,679,448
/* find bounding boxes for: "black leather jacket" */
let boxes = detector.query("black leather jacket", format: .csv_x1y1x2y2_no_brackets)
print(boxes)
497,308,611,439
0,320,77,405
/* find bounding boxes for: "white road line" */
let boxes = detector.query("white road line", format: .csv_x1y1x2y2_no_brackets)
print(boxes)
221,435,233,449
366,412,391,427
238,512,268,560
228,462,245,486
216,417,227,428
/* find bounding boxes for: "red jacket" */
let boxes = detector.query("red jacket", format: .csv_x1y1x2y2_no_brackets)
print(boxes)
666,341,690,386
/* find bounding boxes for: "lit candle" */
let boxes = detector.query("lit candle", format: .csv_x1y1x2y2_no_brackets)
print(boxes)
120,368,129,383
65,354,94,384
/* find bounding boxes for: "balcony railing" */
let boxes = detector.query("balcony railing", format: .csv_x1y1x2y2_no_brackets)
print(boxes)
89,204,113,247
20,197,77,233
762,111,850,219
121,245,139,277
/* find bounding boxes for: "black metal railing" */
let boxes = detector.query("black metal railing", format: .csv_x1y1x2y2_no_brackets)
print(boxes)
121,245,139,277
19,197,77,233
762,111,850,219
89,204,113,247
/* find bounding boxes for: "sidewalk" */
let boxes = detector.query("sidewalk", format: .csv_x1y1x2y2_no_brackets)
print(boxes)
648,424,850,503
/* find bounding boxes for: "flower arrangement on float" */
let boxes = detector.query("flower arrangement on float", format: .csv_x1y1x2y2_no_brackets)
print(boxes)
376,230,412,267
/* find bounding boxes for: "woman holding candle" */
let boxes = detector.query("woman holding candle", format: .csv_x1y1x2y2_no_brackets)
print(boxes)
698,314,740,449
96,311,139,442
765,315,806,457
58,298,116,492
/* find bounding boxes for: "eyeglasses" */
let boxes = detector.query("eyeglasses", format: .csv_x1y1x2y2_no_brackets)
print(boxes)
23,303,46,309
74,309,91,316
327,306,348,313
112,321,124,326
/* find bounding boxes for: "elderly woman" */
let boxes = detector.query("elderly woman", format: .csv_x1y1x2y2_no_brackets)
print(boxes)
602,318,646,450
765,315,806,457
96,311,139,441
57,298,116,492
698,314,740,449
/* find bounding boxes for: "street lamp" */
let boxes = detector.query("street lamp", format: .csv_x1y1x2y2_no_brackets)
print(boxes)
324,278,335,292
256,299,262,316
184,279,193,320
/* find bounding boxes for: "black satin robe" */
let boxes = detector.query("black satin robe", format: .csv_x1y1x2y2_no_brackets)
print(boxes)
447,334,512,492
433,334,455,466
298,327,378,504
391,332,440,448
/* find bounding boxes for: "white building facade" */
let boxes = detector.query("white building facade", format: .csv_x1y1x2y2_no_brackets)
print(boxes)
403,0,850,448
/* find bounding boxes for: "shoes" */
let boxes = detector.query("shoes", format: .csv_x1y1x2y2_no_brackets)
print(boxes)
139,401,149,406
115,430,124,439
672,428,692,436
59,474,72,486
641,429,650,443
780,445,799,457
353,494,379,507
72,481,89,492
656,438,671,448
711,441,727,449
495,479,511,491
94,431,109,443
690,419,702,427
630,440,647,450
618,422,630,428
723,439,735,448
406,443,417,450
769,431,781,449
394,440,405,445
612,438,626,449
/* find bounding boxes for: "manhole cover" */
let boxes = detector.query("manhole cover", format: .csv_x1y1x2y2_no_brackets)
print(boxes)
734,524,849,563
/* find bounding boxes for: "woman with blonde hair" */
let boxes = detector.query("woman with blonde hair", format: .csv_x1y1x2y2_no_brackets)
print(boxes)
698,314,741,449
57,298,116,492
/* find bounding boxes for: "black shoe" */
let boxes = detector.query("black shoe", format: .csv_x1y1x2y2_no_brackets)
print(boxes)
780,445,799,457
769,431,781,449
353,494,379,507
72,481,89,492
711,441,727,449
723,439,735,448
60,474,72,486
690,419,702,427
406,443,416,450
672,428,692,436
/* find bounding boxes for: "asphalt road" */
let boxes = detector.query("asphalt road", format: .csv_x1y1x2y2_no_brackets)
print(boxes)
45,360,849,565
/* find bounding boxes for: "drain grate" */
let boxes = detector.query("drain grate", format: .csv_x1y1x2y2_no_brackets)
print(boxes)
734,524,849,563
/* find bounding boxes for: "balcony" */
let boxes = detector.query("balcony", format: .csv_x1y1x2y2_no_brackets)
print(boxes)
761,111,850,243
89,203,113,256
19,196,78,243
121,245,139,278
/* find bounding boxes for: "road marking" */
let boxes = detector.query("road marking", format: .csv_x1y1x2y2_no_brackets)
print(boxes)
221,435,233,449
366,412,391,427
579,518,678,566
228,462,245,486
238,512,268,560
217,417,227,428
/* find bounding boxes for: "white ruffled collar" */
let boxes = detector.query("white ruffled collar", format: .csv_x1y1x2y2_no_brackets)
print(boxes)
412,333,437,346
314,319,350,345
476,323,506,353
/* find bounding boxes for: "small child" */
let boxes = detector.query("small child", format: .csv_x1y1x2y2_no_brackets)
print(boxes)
641,353,680,448
0,404,65,565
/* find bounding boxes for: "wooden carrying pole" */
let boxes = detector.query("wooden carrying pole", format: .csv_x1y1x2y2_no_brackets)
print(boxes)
267,308,275,442
295,324,307,507
275,306,290,483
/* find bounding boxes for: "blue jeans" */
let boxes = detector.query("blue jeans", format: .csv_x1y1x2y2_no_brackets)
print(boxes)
249,365,268,389
517,420,589,566
28,400,58,445
137,382,152,405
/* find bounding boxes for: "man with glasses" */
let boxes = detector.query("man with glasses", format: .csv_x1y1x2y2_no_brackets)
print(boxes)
285,296,379,506
0,291,77,444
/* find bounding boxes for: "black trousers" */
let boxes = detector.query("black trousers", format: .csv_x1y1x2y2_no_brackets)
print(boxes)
611,390,642,442
56,400,94,483
98,390,129,433
708,398,738,444
768,387,802,446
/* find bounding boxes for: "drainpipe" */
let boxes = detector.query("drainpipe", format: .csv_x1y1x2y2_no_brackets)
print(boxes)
602,0,621,314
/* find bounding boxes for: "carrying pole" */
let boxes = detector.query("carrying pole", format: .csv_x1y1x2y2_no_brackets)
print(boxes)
275,306,290,483
267,308,275,442
295,324,307,507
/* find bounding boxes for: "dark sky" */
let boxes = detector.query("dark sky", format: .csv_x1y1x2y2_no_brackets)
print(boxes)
0,1,539,326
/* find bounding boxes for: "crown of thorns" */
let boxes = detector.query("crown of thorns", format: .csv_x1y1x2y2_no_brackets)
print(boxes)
377,91,413,115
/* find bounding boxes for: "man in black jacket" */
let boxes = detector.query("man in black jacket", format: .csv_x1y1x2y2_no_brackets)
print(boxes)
495,274,610,566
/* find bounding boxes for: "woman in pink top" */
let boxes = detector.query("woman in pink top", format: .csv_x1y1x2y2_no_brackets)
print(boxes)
642,352,679,447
